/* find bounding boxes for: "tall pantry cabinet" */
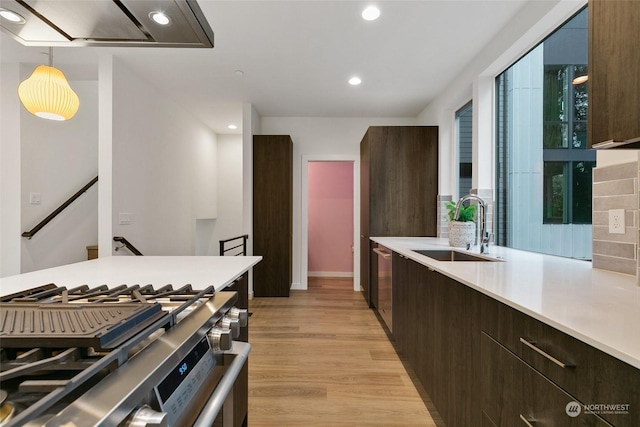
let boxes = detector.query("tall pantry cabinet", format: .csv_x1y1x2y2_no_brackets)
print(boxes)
360,126,438,306
253,135,293,297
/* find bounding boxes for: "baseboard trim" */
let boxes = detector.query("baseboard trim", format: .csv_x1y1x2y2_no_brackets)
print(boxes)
308,271,354,278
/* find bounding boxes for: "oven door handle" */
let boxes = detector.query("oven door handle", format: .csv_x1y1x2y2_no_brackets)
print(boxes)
192,341,251,427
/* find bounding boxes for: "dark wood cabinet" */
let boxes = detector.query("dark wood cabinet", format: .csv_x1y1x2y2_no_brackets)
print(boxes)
361,126,438,237
392,253,432,374
361,126,438,305
481,332,525,426
589,0,640,147
391,254,480,426
482,296,640,427
429,267,481,426
391,254,409,354
482,333,612,427
252,135,292,297
391,250,639,426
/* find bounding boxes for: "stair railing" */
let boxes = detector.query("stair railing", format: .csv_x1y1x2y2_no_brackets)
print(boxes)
113,236,143,256
219,234,249,256
22,176,98,239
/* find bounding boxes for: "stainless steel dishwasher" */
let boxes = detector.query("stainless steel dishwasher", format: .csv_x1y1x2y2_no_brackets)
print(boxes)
373,244,393,332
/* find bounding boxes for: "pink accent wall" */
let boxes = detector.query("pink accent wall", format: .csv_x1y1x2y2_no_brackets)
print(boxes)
308,162,354,274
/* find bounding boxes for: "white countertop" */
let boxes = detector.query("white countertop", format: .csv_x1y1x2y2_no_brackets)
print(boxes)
0,256,262,295
372,237,640,370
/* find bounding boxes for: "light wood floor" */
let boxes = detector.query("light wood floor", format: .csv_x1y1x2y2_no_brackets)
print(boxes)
247,277,440,427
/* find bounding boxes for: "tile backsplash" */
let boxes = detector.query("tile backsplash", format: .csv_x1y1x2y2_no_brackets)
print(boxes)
437,195,452,238
592,158,639,276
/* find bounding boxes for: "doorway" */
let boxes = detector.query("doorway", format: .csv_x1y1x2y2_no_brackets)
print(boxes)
301,156,359,291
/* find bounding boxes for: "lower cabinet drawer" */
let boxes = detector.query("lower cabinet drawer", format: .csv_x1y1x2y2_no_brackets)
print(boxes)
482,297,639,427
482,333,612,426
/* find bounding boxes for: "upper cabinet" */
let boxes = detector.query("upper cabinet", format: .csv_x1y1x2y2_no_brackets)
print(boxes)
589,0,640,149
360,126,439,237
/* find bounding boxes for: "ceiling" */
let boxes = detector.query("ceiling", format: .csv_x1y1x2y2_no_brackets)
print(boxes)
0,1,530,135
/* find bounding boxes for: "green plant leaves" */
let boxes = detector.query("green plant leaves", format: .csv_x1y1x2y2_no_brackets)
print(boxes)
445,200,476,222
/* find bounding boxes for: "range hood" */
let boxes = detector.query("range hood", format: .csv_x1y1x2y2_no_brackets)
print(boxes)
0,0,214,48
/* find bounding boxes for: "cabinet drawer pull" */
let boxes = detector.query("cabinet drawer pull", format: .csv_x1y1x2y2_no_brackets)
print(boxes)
519,414,535,426
520,337,574,368
372,248,392,259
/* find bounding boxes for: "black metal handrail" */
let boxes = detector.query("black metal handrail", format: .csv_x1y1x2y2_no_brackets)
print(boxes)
22,176,99,239
113,236,143,256
219,234,249,256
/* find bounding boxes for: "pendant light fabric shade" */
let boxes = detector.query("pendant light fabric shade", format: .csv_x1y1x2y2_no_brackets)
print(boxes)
18,65,80,121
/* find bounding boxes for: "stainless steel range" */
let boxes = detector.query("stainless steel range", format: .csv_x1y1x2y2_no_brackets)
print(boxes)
0,282,249,427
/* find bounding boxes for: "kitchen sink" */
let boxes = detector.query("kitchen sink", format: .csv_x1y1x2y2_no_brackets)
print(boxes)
412,249,500,262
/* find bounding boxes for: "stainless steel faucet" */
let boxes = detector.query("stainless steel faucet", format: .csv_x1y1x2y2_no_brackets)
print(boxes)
454,194,491,253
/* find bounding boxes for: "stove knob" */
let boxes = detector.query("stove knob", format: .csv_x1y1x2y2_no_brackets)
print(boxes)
220,316,240,338
208,327,233,352
126,405,168,427
227,307,248,327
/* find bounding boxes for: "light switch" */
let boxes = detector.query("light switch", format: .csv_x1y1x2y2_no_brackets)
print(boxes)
29,192,41,205
119,213,132,225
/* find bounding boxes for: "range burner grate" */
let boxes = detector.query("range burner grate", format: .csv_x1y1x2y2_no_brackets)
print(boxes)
0,302,164,350
0,283,215,350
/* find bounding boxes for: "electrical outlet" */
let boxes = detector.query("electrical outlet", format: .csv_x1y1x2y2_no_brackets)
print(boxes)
608,209,625,234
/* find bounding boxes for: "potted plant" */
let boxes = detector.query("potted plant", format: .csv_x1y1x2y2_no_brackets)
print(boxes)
445,201,476,248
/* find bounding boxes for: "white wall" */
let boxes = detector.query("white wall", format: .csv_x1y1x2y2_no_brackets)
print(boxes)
0,63,22,277
98,54,113,259
204,133,244,256
193,127,219,256
260,116,417,289
111,58,218,256
20,79,99,272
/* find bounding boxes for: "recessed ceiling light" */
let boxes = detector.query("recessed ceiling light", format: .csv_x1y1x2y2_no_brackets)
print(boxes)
235,70,245,77
0,8,26,24
362,6,380,21
349,77,362,86
228,124,238,130
149,11,171,25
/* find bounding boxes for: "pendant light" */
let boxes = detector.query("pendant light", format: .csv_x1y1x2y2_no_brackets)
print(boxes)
18,47,80,121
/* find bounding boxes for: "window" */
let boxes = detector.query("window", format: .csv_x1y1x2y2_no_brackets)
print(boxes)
495,7,593,259
456,102,473,198
543,62,593,224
